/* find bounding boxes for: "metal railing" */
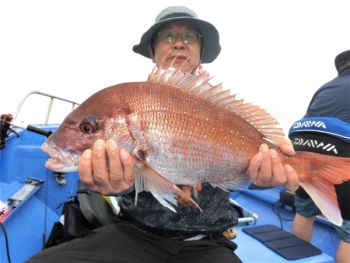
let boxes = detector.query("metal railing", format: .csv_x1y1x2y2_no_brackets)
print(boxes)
14,91,80,124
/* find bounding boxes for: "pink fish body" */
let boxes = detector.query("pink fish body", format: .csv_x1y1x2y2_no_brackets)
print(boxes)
42,66,350,225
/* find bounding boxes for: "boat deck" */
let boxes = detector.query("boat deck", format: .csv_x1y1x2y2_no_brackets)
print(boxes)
231,188,337,262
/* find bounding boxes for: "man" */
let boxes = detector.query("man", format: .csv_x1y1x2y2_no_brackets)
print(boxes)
26,6,298,262
291,50,350,263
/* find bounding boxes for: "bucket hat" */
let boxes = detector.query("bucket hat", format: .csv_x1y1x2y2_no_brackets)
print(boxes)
133,6,221,63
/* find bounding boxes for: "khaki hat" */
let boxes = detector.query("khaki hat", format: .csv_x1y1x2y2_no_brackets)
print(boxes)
133,6,221,63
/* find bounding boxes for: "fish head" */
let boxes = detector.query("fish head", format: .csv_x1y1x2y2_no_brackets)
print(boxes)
41,85,134,172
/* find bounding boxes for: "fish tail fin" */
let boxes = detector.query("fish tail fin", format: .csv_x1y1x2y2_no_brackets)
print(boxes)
299,154,350,226
133,155,202,212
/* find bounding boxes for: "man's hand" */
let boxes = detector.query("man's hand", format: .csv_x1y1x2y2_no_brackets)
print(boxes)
249,143,299,191
79,139,135,195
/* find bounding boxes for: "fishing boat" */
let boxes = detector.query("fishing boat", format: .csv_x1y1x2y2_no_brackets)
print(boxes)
0,92,338,262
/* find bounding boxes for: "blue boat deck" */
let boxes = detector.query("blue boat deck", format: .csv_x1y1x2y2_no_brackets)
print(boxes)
230,188,338,262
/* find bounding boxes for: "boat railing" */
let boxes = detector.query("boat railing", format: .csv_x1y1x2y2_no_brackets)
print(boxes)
14,91,80,124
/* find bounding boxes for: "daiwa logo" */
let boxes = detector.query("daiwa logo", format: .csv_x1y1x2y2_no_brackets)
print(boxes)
292,138,338,154
293,120,326,129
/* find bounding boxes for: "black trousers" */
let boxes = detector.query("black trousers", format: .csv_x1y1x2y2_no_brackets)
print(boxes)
25,217,242,263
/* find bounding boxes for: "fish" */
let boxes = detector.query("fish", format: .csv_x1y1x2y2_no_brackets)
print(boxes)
41,62,350,226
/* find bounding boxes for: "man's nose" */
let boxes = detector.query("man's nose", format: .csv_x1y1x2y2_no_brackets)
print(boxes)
172,35,185,49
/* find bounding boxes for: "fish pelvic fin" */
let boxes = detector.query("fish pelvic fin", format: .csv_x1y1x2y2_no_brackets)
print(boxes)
132,154,202,212
148,55,287,147
299,153,350,226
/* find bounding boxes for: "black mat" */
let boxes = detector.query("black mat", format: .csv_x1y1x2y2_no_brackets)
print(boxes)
242,224,322,260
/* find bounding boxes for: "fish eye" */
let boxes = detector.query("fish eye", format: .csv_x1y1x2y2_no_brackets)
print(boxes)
79,115,98,134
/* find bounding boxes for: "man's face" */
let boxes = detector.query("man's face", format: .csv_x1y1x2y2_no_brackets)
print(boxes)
147,22,202,73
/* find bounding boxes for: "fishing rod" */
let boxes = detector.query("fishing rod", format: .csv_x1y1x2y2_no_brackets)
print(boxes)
0,114,53,150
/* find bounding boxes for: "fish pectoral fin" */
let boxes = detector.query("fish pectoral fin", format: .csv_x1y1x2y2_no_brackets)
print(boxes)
133,155,202,212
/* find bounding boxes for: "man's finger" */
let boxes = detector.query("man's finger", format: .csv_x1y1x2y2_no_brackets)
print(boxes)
251,144,271,187
106,139,123,186
79,149,94,187
280,143,295,156
249,152,263,181
284,164,299,191
269,149,287,186
91,139,109,185
120,149,135,185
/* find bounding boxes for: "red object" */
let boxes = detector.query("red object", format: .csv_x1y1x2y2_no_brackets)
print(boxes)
0,208,11,222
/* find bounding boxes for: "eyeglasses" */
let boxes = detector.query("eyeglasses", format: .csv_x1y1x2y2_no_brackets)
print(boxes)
157,29,202,44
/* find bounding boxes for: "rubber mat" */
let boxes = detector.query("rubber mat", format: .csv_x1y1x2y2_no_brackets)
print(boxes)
242,224,322,260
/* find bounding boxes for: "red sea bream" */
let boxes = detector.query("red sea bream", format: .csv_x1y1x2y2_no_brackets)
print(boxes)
41,65,350,226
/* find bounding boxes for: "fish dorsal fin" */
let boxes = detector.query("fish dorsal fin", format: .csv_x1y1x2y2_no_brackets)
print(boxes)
147,60,287,146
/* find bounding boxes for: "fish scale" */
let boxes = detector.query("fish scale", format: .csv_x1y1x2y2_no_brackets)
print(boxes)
123,82,257,184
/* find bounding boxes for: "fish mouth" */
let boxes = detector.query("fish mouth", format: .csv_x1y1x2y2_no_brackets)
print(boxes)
41,143,78,172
